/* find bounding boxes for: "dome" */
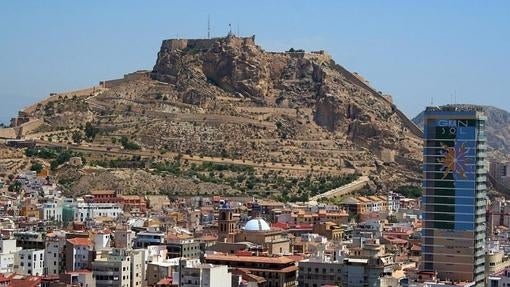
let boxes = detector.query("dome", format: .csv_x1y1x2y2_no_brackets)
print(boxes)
244,218,271,232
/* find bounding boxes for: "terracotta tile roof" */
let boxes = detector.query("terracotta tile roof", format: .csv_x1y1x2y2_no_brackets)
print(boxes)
205,254,296,264
198,234,218,241
67,237,92,246
232,269,267,283
382,236,408,245
0,273,14,283
9,276,41,287
156,277,173,285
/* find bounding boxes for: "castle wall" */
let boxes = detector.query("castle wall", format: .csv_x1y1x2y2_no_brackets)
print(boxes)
19,119,43,135
0,128,16,139
100,71,150,88
159,36,256,53
161,39,188,51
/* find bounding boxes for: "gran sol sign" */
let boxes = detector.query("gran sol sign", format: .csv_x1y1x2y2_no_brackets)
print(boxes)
436,119,470,136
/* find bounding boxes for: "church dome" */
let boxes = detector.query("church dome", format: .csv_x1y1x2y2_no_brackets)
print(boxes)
244,218,271,232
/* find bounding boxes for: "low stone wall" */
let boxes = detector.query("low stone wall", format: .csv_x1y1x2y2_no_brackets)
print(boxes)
309,176,370,201
19,119,43,135
100,71,151,88
0,128,16,139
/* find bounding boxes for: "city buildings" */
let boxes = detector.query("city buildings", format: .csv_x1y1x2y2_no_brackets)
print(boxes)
298,258,343,287
0,239,21,273
73,200,123,222
421,106,487,286
91,248,145,287
58,270,96,287
13,231,45,250
0,160,489,287
44,232,66,275
65,237,93,272
235,217,291,255
166,240,202,259
340,195,389,216
489,161,510,187
180,264,232,287
15,249,44,276
133,231,165,248
40,199,63,222
204,254,298,287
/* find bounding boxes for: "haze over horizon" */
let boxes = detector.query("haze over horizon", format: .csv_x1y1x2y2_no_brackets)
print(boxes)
1,1,509,124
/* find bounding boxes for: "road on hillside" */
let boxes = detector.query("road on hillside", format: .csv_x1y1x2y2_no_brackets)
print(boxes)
34,140,354,174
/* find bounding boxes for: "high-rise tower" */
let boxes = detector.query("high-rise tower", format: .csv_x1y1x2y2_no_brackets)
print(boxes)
422,105,487,286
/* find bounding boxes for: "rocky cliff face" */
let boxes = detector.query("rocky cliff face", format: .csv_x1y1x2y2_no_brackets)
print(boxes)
150,35,423,187
413,104,510,157
152,36,421,141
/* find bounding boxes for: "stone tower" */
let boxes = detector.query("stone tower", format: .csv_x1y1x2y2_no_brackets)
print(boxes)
218,203,238,243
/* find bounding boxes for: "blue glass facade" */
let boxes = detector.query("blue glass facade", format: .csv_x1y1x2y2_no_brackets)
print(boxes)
421,107,486,286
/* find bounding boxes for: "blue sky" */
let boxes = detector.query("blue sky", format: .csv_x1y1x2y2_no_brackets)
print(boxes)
1,1,509,124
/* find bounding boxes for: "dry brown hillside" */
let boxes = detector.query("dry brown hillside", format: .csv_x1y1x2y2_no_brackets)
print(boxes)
13,35,423,198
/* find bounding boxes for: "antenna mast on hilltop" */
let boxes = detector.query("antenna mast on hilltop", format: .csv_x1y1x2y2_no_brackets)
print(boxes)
207,15,211,39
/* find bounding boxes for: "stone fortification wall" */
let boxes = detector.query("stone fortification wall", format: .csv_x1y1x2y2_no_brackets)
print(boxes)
0,128,16,139
100,71,150,88
159,36,256,53
18,119,43,135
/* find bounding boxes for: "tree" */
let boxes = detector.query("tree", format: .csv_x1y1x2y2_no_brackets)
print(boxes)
395,185,423,198
119,136,140,150
120,136,128,146
72,131,83,144
8,181,22,193
30,162,43,173
84,122,98,140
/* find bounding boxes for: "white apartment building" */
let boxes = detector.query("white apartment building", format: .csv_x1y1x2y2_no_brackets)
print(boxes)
44,234,66,275
0,239,21,273
15,249,44,276
66,238,93,271
181,264,232,287
94,231,112,251
73,201,122,222
92,248,145,287
41,199,63,222
387,191,402,215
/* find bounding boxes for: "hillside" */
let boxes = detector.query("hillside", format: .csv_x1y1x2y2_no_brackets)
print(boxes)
6,35,424,198
413,104,510,156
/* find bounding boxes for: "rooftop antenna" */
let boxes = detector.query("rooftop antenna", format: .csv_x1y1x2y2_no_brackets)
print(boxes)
237,23,239,36
207,15,211,39
454,90,457,105
430,96,434,106
228,23,232,36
